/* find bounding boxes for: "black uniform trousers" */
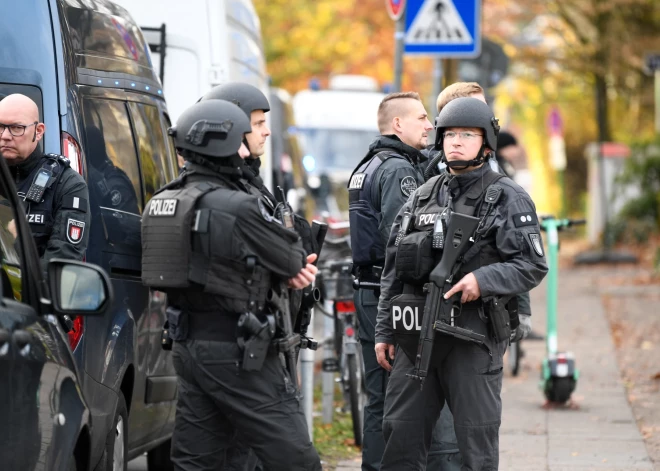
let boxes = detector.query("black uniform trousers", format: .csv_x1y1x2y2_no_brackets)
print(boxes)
171,340,321,471
381,313,506,471
356,289,463,471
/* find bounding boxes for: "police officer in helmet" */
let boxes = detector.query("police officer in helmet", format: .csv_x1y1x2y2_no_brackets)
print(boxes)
200,83,271,191
375,97,547,470
141,99,322,471
200,82,319,259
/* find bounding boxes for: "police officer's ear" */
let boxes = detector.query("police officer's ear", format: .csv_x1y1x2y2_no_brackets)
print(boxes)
35,122,46,143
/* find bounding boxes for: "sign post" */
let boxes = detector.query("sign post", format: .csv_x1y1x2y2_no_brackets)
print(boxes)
547,106,567,217
646,54,660,133
404,0,481,113
387,0,407,92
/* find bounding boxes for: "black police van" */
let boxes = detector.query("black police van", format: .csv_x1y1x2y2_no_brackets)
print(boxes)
0,1,178,469
0,148,114,470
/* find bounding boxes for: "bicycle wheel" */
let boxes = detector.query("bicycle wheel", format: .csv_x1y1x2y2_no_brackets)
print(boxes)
347,353,364,446
508,341,521,377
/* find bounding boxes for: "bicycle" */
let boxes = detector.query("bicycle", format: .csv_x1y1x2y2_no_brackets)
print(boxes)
317,250,368,447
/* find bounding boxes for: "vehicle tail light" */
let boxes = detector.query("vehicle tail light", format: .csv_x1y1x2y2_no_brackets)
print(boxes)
68,316,84,351
344,326,355,338
336,300,355,313
62,132,83,175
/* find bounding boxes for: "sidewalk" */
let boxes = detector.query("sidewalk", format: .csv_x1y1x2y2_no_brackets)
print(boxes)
500,266,655,470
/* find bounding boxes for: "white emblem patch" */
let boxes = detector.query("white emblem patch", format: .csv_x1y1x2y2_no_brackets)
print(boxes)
400,176,417,197
349,173,366,190
67,219,85,244
392,304,422,331
111,190,122,206
529,233,544,257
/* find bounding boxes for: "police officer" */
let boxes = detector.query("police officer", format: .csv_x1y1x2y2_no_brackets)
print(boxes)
348,91,433,471
200,83,318,259
0,94,89,272
200,83,272,194
141,99,322,471
428,83,535,344
375,97,547,470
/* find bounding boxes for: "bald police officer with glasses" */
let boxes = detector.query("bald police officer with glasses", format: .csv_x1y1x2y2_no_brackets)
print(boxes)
0,94,90,272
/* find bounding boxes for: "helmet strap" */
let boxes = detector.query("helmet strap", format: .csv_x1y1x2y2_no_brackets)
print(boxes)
442,143,489,170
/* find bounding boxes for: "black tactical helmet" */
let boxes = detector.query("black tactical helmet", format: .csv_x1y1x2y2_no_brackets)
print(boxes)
168,100,251,159
434,97,500,151
200,82,270,118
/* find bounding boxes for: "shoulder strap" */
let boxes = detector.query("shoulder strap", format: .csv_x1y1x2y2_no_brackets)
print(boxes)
348,149,405,187
453,170,505,216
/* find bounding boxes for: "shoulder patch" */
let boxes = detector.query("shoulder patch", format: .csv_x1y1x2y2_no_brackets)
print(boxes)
512,211,538,228
400,176,418,197
349,173,366,190
528,233,544,257
66,219,85,244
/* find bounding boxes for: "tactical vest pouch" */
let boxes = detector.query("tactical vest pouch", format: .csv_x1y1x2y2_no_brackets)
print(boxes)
142,182,218,290
390,293,426,362
349,199,384,266
395,230,435,284
486,297,511,343
166,306,189,342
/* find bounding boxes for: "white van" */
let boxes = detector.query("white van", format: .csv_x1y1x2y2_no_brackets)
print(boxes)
112,0,272,188
292,75,385,217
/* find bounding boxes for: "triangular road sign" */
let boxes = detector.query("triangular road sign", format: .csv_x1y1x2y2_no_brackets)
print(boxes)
405,0,472,45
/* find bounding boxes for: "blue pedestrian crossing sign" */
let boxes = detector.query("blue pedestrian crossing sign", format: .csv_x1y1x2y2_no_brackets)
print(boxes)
404,0,481,57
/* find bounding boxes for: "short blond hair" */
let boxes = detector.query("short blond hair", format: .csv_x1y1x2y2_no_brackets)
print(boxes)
377,92,422,134
436,82,484,113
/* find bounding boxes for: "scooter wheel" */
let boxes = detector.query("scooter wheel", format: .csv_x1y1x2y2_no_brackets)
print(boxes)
544,376,575,404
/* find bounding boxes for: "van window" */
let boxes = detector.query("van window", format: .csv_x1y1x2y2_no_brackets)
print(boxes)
128,102,173,200
0,84,44,121
81,98,142,214
161,113,180,174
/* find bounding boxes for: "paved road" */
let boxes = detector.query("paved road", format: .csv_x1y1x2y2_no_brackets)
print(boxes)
130,266,656,470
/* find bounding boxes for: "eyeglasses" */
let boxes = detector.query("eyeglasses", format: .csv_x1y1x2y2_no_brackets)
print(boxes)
0,122,38,137
443,131,483,141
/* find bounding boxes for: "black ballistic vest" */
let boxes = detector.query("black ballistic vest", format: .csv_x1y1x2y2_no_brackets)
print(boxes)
15,154,69,257
391,169,505,359
141,172,272,314
348,151,398,268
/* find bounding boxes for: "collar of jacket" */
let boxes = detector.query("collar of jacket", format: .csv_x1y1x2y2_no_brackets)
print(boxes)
8,148,43,181
368,134,428,165
445,162,490,198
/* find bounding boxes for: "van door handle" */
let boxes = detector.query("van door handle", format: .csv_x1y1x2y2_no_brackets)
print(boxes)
13,330,32,356
0,329,10,356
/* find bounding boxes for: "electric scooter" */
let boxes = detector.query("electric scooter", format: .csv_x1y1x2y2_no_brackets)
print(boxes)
540,216,586,403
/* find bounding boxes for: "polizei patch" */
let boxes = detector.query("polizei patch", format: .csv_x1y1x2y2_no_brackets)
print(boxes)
348,173,366,190
67,219,85,244
27,213,45,224
400,176,417,197
528,233,544,257
149,198,178,216
416,212,438,227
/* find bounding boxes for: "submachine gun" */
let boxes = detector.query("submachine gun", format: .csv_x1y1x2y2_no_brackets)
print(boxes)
406,212,483,389
267,187,327,395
